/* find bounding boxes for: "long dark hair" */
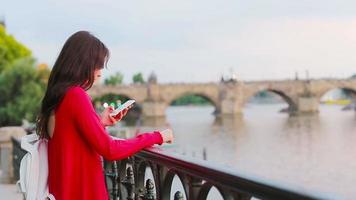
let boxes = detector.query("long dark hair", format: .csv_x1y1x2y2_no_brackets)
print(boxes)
36,31,109,139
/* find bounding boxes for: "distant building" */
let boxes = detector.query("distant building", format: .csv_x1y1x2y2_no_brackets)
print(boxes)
148,71,157,84
220,69,238,83
229,68,238,82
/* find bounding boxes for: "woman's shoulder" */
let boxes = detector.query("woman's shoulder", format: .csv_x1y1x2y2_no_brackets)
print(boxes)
59,86,93,112
66,86,86,95
67,86,85,93
64,86,90,101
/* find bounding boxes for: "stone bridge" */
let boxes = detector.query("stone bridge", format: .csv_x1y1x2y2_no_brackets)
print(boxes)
88,79,356,118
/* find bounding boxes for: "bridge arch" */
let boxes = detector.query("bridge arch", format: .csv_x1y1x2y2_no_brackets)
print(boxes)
165,92,220,113
317,87,356,98
244,89,298,112
167,92,218,107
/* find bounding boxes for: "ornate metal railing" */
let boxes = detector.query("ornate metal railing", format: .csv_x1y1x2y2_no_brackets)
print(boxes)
104,147,329,200
11,137,330,200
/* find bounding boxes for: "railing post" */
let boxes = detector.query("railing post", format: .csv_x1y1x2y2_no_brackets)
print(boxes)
188,176,203,200
122,166,135,200
112,161,119,200
136,188,145,200
105,161,119,200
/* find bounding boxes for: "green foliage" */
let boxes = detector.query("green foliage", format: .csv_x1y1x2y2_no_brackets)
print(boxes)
171,94,211,106
132,72,145,84
0,58,47,126
104,72,123,86
0,26,50,126
0,25,32,72
255,91,272,98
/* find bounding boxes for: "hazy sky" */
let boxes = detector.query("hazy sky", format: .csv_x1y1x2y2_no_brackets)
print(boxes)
2,0,356,83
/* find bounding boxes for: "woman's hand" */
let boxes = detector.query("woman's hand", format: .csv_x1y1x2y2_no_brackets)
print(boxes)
100,106,117,127
160,129,174,144
100,106,131,127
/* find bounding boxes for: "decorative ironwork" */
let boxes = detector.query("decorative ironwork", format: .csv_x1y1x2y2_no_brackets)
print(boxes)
174,191,184,200
10,136,326,200
122,166,135,200
104,147,327,200
143,179,155,200
105,161,119,200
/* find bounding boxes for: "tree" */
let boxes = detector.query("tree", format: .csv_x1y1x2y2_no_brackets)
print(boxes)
104,72,123,86
171,95,210,106
132,72,145,84
37,63,51,84
0,25,31,73
0,26,49,126
0,57,48,126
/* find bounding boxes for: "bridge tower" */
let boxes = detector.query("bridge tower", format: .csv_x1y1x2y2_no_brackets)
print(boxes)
142,73,166,119
218,79,244,116
295,81,319,114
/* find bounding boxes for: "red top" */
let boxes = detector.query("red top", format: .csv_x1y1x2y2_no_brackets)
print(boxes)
48,86,163,200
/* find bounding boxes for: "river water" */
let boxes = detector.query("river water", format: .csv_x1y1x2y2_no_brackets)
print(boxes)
119,103,356,199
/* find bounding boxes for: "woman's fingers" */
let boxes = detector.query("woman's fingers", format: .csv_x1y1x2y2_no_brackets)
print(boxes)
109,116,116,124
114,112,123,120
160,129,174,143
100,106,117,126
103,104,134,125
122,108,128,116
114,108,128,120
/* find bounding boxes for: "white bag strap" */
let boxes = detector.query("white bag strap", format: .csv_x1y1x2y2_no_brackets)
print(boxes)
47,193,56,200
16,180,26,199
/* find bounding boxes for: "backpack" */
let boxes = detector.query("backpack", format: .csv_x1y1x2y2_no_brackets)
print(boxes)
16,133,55,200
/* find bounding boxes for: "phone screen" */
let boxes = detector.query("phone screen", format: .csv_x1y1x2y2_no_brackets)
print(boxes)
110,100,135,117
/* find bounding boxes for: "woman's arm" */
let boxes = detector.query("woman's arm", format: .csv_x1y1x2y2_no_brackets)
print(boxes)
65,87,163,161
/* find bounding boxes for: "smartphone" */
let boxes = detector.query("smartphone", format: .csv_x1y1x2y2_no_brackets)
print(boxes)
110,100,135,117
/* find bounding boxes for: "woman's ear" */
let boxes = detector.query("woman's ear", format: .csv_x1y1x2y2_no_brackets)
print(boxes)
94,69,102,81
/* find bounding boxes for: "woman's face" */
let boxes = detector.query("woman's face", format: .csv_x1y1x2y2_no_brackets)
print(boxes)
94,69,102,83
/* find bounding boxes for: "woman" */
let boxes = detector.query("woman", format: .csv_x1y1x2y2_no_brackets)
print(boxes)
36,31,173,200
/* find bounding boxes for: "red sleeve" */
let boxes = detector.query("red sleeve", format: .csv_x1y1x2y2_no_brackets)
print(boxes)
64,87,163,161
